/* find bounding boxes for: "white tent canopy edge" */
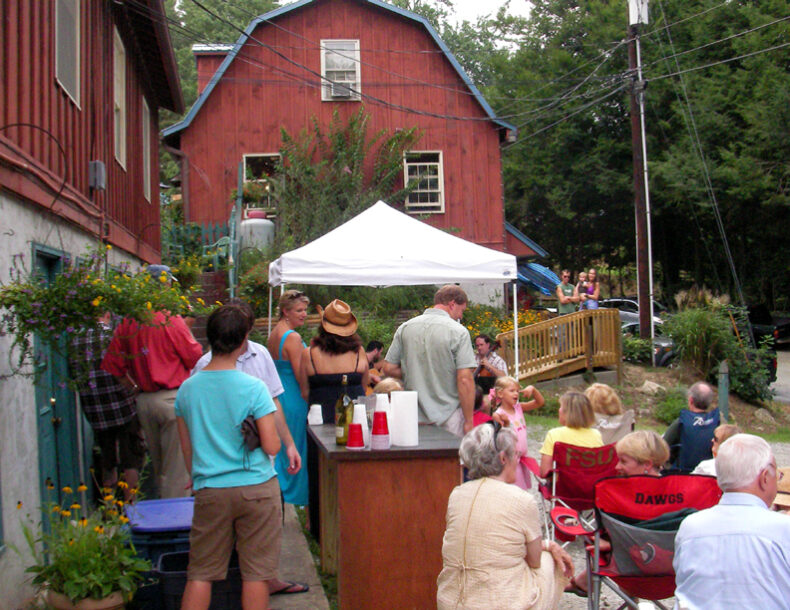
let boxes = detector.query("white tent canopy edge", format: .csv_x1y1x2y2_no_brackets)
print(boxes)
266,201,520,375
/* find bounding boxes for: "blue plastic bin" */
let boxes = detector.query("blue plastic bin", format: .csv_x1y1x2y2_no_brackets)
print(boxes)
126,498,194,564
156,551,241,610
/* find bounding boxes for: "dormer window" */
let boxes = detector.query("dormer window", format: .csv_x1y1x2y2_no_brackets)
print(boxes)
321,40,360,101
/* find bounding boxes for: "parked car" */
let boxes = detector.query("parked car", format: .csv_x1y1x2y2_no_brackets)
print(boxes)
748,304,790,346
621,321,676,367
601,297,669,326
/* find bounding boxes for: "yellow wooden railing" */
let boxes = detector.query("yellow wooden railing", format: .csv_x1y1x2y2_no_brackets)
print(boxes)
496,309,622,383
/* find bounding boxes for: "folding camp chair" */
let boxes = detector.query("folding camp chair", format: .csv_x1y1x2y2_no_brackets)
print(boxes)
554,474,722,610
526,442,618,540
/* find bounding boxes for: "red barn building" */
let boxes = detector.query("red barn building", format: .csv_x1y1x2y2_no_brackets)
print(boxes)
0,1,181,604
163,0,526,252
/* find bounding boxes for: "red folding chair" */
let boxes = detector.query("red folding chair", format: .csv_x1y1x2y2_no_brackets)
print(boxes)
554,474,722,609
525,442,618,541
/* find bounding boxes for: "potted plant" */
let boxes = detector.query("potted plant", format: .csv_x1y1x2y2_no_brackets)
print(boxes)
16,481,150,609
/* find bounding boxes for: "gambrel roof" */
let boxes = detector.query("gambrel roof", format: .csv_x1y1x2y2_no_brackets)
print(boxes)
162,0,515,144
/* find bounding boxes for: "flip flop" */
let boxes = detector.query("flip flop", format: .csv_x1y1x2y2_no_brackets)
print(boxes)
271,581,310,595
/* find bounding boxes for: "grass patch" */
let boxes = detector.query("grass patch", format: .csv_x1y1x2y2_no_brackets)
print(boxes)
653,387,687,424
294,506,338,610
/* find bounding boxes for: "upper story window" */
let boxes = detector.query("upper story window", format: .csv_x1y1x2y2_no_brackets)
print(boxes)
142,97,151,202
404,151,444,213
243,154,280,215
321,40,361,101
55,0,80,107
113,27,127,169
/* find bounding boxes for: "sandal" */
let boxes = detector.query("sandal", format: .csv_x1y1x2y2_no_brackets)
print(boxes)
270,581,310,595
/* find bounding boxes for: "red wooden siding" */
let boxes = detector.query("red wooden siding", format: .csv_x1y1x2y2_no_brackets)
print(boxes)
180,0,507,251
0,0,162,262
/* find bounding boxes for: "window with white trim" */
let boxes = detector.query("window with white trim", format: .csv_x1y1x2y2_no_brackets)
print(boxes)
243,154,280,213
141,97,151,202
321,40,360,101
113,27,126,168
404,152,444,213
55,0,80,107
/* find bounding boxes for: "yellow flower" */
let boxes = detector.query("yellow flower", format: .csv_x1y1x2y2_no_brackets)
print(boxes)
46,478,55,490
146,301,152,310
129,487,139,496
119,515,130,524
16,501,22,510
102,487,112,494
104,494,115,502
107,509,118,517
115,500,124,508
117,481,129,489
68,538,74,545
110,284,116,290
91,297,102,307
215,300,223,306
94,525,104,534
51,505,61,513
196,297,205,306
60,510,71,517
77,483,88,492
106,244,112,250
159,274,168,283
62,486,73,494
79,517,88,527
70,503,81,510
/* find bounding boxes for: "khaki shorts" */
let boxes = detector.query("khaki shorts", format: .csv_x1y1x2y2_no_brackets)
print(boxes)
187,478,282,581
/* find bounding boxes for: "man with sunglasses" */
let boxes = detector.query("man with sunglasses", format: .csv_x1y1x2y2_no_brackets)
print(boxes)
674,434,790,609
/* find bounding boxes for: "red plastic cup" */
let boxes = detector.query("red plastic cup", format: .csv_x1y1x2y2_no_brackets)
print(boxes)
372,411,389,435
347,423,364,450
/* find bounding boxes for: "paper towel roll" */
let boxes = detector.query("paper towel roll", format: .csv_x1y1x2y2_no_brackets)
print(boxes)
352,403,370,447
389,391,419,446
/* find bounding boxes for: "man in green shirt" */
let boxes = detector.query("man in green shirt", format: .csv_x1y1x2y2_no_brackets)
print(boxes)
556,269,579,315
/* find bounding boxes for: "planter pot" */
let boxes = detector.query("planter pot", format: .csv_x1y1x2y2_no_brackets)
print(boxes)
46,590,125,610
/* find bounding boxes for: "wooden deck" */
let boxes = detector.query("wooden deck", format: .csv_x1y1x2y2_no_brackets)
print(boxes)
497,309,622,383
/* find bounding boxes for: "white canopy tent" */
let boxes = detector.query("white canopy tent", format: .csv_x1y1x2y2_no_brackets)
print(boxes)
267,201,522,373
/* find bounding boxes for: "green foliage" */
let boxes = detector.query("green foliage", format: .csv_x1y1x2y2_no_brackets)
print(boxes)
14,482,150,602
0,246,212,377
623,335,653,363
238,261,272,318
273,108,420,248
654,387,688,425
357,317,399,354
169,254,203,291
527,394,561,418
664,306,774,403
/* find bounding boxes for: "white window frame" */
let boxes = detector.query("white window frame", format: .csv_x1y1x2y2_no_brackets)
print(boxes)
243,153,281,214
113,27,127,169
141,97,151,202
403,151,444,213
55,0,81,107
320,40,361,101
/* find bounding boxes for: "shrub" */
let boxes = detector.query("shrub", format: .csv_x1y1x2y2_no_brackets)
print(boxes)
623,335,652,363
664,306,773,403
654,387,687,424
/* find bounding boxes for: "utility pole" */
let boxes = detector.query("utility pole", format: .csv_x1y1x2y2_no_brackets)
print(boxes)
628,0,655,353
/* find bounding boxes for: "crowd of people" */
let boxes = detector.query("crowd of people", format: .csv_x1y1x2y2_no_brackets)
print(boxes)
73,271,788,609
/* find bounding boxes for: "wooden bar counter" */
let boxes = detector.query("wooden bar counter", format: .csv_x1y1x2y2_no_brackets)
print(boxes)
308,424,461,609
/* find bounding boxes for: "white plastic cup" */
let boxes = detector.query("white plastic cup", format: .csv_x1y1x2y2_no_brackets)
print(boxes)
307,404,324,426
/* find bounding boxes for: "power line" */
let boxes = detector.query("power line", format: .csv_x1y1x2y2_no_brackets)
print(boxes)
641,14,790,71
649,40,790,81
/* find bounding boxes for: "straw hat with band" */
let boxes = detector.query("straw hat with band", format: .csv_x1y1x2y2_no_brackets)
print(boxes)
774,467,790,509
317,299,358,336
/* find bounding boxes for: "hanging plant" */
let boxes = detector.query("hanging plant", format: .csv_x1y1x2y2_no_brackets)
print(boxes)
0,244,214,378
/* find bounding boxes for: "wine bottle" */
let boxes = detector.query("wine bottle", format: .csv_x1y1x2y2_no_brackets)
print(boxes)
335,374,353,445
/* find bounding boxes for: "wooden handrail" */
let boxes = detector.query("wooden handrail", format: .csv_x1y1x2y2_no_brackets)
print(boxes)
496,309,622,383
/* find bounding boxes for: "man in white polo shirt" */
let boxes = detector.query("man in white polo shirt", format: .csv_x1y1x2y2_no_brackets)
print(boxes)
383,284,476,437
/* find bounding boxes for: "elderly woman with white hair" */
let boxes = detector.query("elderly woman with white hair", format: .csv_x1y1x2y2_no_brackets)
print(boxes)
437,423,573,610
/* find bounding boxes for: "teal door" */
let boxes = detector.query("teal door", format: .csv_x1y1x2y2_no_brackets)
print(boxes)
34,249,83,505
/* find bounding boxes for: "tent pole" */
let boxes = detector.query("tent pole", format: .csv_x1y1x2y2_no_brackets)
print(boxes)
268,286,273,336
512,282,519,379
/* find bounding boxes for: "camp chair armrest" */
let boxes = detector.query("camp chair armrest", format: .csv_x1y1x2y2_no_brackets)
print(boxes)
551,506,595,538
521,455,543,479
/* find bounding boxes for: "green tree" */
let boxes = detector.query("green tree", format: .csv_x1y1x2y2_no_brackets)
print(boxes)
272,108,420,248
